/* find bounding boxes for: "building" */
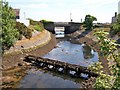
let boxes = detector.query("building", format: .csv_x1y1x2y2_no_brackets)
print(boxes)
13,9,20,19
118,1,120,14
111,12,117,23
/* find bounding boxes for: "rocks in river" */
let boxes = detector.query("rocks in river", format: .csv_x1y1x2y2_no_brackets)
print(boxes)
75,50,79,52
62,49,64,51
18,63,23,66
54,46,58,48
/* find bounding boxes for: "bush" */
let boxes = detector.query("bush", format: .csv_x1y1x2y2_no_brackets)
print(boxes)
33,24,44,32
16,22,33,39
110,23,120,36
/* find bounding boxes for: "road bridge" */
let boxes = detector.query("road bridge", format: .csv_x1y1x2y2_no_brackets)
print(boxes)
43,22,82,34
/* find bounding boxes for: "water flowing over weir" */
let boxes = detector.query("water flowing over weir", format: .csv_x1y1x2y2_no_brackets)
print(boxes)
19,40,99,88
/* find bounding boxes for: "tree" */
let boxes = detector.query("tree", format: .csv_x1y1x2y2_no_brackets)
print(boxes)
1,1,19,53
83,14,97,30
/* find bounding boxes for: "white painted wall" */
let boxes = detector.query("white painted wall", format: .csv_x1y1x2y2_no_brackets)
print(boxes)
17,19,30,26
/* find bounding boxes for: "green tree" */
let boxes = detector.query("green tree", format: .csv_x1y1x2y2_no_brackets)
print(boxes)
1,1,19,52
83,14,97,30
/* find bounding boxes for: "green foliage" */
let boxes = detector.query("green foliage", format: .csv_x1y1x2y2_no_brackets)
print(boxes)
40,19,53,23
95,30,118,56
28,18,39,25
1,1,19,52
33,24,44,32
27,18,44,32
16,22,32,39
110,23,120,36
83,14,97,30
89,62,115,89
89,30,120,89
88,62,103,74
95,74,115,89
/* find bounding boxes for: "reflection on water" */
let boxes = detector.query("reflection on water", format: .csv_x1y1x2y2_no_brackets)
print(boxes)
19,67,82,88
43,41,98,67
18,40,98,88
82,44,94,59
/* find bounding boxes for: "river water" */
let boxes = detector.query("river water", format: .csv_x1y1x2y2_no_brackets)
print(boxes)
18,40,99,88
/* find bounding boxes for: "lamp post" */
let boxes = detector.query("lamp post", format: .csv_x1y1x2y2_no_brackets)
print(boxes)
70,12,72,22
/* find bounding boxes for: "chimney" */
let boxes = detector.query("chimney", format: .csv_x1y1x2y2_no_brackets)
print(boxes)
115,12,117,17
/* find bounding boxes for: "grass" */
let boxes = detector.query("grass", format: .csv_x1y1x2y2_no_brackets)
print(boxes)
33,24,44,32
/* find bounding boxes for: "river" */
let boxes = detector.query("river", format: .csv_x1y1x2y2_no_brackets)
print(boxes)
17,40,99,88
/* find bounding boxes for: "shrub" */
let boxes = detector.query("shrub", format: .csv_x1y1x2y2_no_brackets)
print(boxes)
16,22,32,39
33,24,44,32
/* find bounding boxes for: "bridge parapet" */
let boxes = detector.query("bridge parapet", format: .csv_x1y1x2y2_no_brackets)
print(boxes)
54,22,70,26
43,22,83,34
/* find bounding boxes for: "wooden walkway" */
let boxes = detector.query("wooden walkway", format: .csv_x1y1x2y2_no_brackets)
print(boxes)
24,55,99,79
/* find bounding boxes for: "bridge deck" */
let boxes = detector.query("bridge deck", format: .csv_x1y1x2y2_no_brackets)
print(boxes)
24,55,99,79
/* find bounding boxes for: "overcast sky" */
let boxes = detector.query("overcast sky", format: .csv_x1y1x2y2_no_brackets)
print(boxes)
7,0,120,23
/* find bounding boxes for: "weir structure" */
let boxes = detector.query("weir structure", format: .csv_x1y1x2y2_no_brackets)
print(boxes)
24,55,99,79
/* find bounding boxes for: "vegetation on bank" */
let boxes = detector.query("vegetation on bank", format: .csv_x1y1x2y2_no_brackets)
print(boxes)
1,1,45,53
16,22,33,40
2,0,120,89
83,14,120,89
27,18,45,32
1,1,19,52
88,30,120,89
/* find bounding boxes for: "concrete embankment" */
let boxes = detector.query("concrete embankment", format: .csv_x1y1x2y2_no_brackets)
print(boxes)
2,30,57,70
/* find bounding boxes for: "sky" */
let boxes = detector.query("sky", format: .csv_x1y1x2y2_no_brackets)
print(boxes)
7,0,120,23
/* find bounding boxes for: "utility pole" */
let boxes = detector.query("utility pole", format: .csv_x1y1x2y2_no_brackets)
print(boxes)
24,12,26,20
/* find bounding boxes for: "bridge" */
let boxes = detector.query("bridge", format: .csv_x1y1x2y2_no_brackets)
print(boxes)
42,22,82,34
24,55,99,79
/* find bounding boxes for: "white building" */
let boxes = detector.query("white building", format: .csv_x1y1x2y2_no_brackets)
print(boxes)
119,1,120,14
